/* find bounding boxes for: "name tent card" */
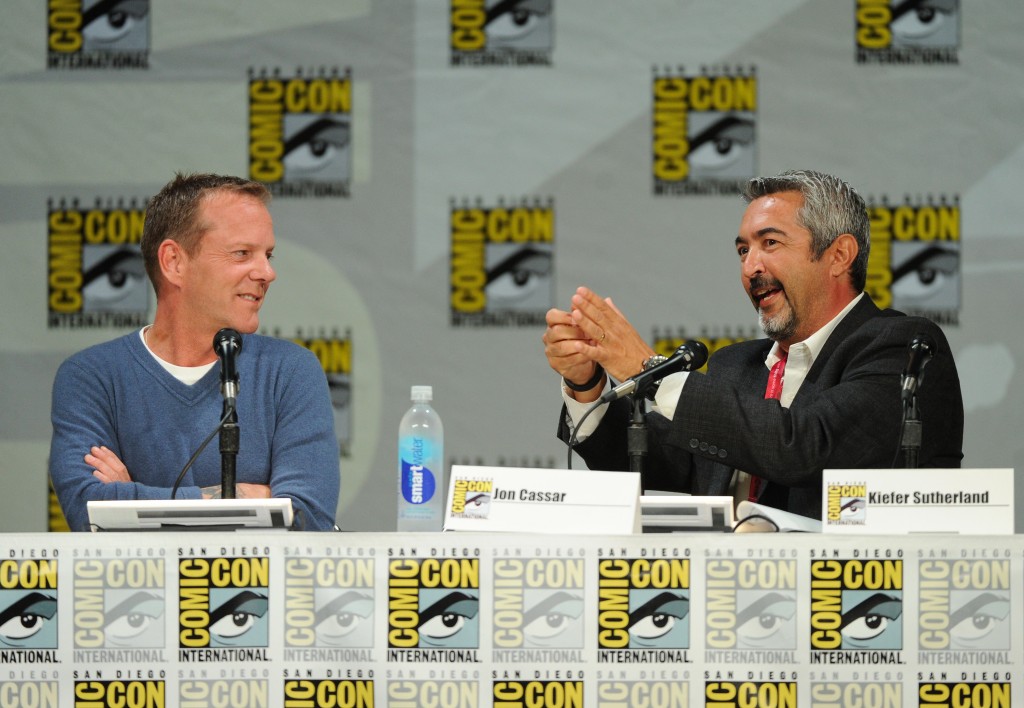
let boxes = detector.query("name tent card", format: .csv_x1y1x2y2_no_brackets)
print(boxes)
444,465,641,534
822,468,1014,535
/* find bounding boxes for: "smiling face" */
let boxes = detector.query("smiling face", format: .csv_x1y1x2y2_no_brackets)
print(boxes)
736,191,846,347
177,191,276,336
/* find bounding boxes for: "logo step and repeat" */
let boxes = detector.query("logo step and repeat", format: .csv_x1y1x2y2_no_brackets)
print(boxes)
47,0,151,70
449,0,554,67
3,533,1021,706
855,0,960,65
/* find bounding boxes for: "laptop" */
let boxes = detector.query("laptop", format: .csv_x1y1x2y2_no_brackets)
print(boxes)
87,498,294,531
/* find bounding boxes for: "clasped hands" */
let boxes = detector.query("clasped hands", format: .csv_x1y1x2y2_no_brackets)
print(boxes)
542,286,656,402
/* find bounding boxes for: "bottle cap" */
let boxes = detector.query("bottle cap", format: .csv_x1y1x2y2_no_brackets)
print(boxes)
411,385,433,402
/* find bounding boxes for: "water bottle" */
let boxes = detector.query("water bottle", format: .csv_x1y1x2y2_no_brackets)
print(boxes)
397,385,445,532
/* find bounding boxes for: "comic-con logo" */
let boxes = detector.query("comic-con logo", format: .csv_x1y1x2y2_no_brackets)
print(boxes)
493,559,584,651
283,679,374,708
706,680,797,708
47,0,150,70
284,557,374,650
249,66,351,198
0,678,58,708
652,65,757,196
291,328,353,458
919,680,1010,708
652,326,762,374
74,680,165,707
73,559,165,650
809,558,904,656
810,680,901,707
450,478,493,519
826,484,867,526
450,0,554,66
47,198,149,329
597,558,690,661
0,560,58,657
450,197,554,327
597,678,689,708
866,196,960,325
389,679,478,707
705,559,797,658
918,559,1011,656
181,678,268,708
387,558,481,658
494,680,583,708
178,557,270,656
856,0,960,65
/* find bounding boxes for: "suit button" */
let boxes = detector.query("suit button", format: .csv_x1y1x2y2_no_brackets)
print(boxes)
708,445,718,455
718,449,728,459
689,438,699,449
699,442,708,452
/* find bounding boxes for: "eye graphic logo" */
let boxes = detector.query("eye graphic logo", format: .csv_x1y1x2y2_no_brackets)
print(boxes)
249,66,352,198
810,559,903,653
450,197,555,328
290,329,353,458
856,0,960,65
47,0,151,70
47,198,149,329
73,559,165,649
0,560,58,652
493,559,584,650
284,558,375,649
867,197,961,326
387,558,481,653
919,560,1012,654
451,478,494,519
826,484,867,525
597,559,690,656
450,0,554,67
652,65,757,196
705,559,797,653
178,558,271,651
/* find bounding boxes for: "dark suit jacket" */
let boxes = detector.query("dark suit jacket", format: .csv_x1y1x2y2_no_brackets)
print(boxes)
559,296,965,519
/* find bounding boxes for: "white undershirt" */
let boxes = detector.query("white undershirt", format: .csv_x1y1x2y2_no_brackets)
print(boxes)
139,326,216,386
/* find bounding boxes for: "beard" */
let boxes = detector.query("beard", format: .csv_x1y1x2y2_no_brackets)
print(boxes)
750,275,797,342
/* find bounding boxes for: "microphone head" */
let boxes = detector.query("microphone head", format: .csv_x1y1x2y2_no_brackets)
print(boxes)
909,332,936,355
678,340,709,370
213,328,243,357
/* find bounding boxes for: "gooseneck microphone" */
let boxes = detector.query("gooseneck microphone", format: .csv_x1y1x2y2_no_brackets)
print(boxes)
599,341,709,404
900,332,936,403
213,328,243,499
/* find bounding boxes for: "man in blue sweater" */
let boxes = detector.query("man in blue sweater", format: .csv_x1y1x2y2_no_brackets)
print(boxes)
49,173,340,531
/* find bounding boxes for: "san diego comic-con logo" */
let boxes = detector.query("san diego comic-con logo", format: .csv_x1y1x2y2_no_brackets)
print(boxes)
596,675,689,708
0,677,58,708
866,195,960,326
855,0,960,65
492,558,585,659
450,478,493,520
450,197,554,327
704,558,798,662
808,677,902,708
288,328,353,458
283,556,374,657
705,676,798,708
918,557,1012,660
450,0,553,67
388,675,479,708
918,678,1011,708
826,483,867,526
73,558,166,657
0,558,58,661
180,675,269,708
47,197,149,329
652,64,757,196
73,678,165,708
387,556,481,661
597,557,691,662
809,556,905,661
47,0,150,70
283,677,374,708
178,554,271,660
249,66,352,198
493,678,583,708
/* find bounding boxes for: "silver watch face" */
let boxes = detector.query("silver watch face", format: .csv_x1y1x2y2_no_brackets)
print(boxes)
643,355,668,371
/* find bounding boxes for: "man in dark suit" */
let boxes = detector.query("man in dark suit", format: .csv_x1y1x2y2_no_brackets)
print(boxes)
542,170,964,520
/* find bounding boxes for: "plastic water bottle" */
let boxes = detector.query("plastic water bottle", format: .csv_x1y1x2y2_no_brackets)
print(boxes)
397,385,445,532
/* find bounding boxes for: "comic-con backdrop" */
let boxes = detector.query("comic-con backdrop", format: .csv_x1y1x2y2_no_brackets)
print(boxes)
2,1,1022,532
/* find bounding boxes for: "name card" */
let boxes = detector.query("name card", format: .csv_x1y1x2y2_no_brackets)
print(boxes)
822,468,1014,535
443,465,641,534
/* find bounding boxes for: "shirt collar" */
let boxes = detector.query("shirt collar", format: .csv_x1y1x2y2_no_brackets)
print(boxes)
765,292,864,370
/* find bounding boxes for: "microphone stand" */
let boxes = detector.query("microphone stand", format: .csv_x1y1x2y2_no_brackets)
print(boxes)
220,386,239,499
900,392,921,469
627,384,657,478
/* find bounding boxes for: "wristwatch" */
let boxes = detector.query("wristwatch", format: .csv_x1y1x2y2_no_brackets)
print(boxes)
642,354,668,372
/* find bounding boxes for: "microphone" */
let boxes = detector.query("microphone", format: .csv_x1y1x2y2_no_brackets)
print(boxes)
599,341,709,403
900,332,936,402
213,328,243,405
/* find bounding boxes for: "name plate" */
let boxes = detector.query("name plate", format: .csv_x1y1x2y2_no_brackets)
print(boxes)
822,468,1014,534
443,465,641,534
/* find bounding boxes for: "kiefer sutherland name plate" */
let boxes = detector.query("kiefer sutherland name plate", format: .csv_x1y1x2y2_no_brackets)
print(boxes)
822,468,1014,534
444,465,641,534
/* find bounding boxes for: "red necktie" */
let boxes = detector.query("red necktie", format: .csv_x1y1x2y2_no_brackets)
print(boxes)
749,352,787,501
